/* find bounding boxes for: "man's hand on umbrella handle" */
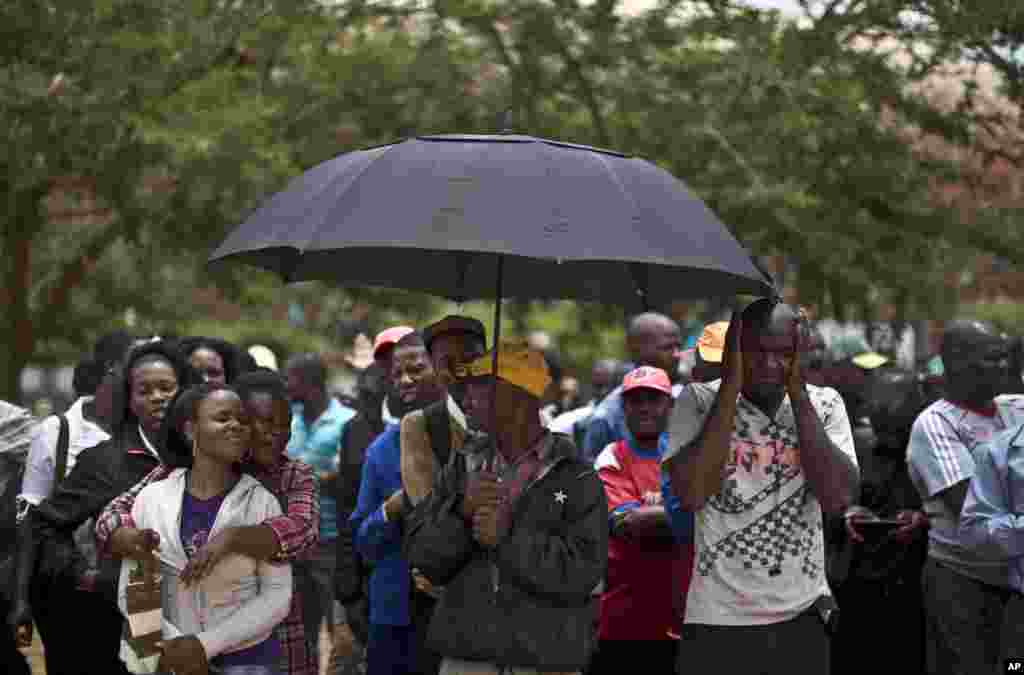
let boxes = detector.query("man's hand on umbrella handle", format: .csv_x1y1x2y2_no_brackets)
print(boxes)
722,311,744,391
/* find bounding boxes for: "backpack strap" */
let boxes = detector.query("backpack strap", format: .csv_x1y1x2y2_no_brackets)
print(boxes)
423,400,452,468
53,414,70,489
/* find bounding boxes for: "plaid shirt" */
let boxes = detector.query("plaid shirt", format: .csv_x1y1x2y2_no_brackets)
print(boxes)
95,456,321,675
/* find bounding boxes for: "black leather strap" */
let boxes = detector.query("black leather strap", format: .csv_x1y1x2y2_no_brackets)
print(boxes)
53,415,70,489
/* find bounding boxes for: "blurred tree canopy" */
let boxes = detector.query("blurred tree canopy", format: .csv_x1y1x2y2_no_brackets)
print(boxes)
2,0,1023,399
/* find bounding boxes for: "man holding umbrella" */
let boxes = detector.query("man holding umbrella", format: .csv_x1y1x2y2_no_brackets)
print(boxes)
403,341,607,675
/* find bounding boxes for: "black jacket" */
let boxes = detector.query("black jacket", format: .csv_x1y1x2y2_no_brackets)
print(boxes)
18,432,161,606
404,433,607,671
827,443,927,589
334,412,383,606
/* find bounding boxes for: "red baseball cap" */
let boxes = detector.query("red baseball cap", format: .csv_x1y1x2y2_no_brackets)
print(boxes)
621,366,672,396
373,326,415,360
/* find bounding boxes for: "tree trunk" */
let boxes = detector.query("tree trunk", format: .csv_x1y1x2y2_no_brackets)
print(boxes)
0,333,27,404
1,189,43,403
1,233,32,402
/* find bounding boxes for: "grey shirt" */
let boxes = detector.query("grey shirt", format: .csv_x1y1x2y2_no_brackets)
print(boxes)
906,395,1024,587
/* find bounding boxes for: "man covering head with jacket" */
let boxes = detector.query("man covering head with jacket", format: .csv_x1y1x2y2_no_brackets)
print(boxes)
403,341,608,675
400,315,487,507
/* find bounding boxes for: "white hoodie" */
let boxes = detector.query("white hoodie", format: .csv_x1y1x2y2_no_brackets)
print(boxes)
118,469,292,671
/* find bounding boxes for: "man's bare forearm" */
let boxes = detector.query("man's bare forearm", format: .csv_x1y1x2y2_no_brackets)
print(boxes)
668,383,739,511
792,390,858,514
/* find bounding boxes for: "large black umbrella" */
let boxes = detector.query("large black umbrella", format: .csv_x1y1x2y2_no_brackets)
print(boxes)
211,134,774,446
210,134,774,309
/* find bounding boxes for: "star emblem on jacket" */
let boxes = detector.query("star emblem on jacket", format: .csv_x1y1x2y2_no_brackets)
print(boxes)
554,490,567,504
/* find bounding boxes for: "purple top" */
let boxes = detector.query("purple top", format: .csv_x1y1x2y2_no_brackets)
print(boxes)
180,489,282,669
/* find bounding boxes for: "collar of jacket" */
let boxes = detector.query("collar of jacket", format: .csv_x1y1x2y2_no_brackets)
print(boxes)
459,432,575,473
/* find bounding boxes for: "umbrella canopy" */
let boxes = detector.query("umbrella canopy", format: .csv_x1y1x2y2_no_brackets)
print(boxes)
210,134,774,307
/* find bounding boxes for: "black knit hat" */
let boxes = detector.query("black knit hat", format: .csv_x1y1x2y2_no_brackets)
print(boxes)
422,315,486,353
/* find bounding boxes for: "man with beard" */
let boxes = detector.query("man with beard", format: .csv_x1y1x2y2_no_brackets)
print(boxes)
906,320,1024,675
351,332,447,675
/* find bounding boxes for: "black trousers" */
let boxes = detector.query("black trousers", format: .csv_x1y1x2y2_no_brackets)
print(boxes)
0,593,30,675
587,640,677,675
409,590,443,675
676,608,830,675
921,559,1009,675
30,579,130,675
832,575,925,675
1003,592,1024,663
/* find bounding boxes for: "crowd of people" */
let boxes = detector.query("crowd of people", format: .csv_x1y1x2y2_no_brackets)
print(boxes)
1,299,1023,675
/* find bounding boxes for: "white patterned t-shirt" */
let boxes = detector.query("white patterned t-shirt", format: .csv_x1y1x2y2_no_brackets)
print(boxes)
662,380,856,626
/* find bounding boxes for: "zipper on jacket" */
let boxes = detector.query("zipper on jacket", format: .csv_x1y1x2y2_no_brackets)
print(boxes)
490,454,573,598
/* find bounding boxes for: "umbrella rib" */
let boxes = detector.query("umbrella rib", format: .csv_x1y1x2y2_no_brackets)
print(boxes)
590,151,640,230
299,141,405,255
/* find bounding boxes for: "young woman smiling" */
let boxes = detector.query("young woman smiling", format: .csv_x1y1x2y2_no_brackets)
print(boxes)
117,384,292,675
101,370,321,675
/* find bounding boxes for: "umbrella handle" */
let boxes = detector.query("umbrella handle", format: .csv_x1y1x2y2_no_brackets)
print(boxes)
489,254,505,469
629,263,650,313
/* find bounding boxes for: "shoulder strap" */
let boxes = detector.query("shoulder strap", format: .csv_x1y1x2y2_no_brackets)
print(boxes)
424,400,451,467
53,414,71,488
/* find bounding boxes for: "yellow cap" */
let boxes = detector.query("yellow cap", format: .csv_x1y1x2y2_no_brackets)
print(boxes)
697,321,729,364
455,340,552,399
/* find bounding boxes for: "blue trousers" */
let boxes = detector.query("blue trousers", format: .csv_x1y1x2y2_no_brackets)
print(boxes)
367,623,416,675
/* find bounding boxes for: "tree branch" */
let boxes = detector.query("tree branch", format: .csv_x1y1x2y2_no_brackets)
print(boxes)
548,14,612,147
33,209,146,341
